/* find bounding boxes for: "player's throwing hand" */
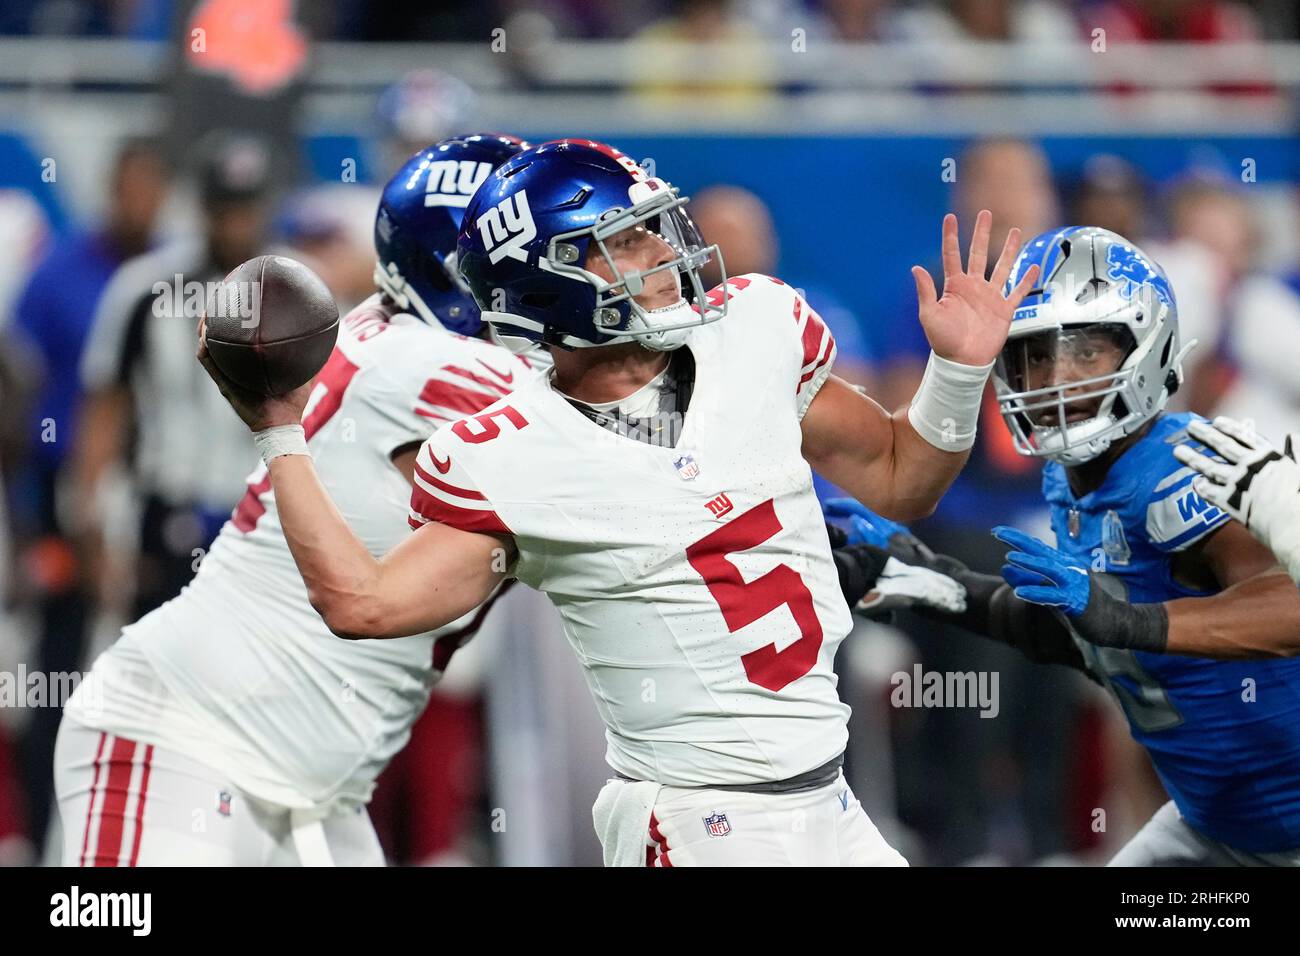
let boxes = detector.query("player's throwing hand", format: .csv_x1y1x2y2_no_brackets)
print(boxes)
197,316,313,432
912,210,1039,368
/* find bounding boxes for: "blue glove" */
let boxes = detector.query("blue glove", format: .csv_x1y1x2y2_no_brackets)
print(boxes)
823,498,911,549
992,525,1092,618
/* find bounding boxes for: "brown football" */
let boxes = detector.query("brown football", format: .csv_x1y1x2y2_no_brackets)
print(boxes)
203,255,339,396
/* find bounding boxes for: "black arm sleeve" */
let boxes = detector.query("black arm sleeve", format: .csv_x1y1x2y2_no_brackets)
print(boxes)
916,568,1097,680
833,543,889,608
825,522,1096,679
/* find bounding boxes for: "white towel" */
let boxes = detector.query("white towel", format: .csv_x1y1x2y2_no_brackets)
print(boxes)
591,778,662,867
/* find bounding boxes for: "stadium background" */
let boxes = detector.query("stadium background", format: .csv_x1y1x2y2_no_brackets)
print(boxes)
0,0,1298,865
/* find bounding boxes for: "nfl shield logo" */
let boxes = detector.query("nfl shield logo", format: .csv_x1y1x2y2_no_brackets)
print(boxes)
703,812,731,837
674,454,700,481
217,790,233,817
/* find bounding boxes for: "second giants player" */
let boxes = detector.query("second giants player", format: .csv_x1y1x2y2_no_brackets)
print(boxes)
54,134,537,866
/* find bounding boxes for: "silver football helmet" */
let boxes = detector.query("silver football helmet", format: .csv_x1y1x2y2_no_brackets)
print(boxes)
993,226,1195,466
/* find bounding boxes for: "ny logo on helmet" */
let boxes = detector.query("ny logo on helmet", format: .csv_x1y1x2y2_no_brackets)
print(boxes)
477,191,537,264
424,160,494,209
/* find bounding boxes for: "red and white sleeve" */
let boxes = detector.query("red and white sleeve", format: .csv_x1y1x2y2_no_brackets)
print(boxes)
791,288,837,419
408,434,512,537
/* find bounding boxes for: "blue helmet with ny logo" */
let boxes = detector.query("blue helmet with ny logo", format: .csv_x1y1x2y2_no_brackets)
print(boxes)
455,139,726,352
994,226,1192,465
373,132,529,336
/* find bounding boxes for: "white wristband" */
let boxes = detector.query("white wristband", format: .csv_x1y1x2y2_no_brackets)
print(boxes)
254,424,309,464
907,352,994,452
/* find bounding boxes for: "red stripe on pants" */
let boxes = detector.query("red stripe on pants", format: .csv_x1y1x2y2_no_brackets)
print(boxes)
649,811,672,867
128,745,155,867
90,736,137,867
78,732,108,867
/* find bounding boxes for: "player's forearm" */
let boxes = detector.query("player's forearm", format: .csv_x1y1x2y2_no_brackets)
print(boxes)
1164,571,1300,658
802,376,972,522
266,453,389,638
882,411,971,520
1253,495,1300,587
880,351,993,519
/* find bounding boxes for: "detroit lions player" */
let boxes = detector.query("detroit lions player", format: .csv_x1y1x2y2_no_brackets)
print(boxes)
831,226,1300,866
197,138,1038,866
54,134,540,866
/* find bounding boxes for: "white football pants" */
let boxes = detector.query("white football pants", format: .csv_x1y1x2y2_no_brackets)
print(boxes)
53,717,384,867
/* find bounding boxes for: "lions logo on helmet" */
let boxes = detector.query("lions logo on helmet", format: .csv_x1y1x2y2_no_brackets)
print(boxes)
455,139,726,353
1106,242,1174,308
373,133,530,336
993,226,1194,466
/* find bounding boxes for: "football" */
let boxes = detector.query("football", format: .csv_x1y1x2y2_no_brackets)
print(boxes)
202,254,339,396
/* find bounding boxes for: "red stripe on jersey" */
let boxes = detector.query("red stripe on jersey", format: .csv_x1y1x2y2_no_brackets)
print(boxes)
79,731,108,866
413,462,486,501
128,745,154,867
797,298,831,368
417,378,502,418
409,484,511,536
232,472,273,533
798,335,835,390
90,735,137,866
441,364,512,396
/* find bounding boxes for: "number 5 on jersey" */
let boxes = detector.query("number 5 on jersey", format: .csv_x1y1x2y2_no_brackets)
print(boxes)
686,499,823,692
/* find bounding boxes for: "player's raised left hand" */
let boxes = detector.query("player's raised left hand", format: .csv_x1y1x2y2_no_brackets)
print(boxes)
912,210,1039,368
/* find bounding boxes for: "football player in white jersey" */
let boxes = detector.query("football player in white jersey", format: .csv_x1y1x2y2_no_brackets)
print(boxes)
198,139,1039,866
53,134,541,866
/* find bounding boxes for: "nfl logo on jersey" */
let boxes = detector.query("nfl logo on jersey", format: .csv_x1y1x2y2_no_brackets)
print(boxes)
703,812,731,837
674,454,700,481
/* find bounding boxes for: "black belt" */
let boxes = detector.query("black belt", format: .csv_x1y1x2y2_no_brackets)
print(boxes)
617,752,844,795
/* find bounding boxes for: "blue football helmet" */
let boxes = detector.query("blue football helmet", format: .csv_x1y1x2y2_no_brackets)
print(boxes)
455,139,726,352
373,132,529,336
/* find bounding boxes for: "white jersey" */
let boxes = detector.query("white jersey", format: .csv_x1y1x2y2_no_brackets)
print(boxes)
409,274,852,787
66,295,538,810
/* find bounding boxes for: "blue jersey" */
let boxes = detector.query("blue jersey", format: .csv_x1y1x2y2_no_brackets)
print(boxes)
1042,411,1300,853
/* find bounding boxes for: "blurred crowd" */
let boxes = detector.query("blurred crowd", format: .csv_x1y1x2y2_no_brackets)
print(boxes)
0,3,1298,866
1,0,1297,46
